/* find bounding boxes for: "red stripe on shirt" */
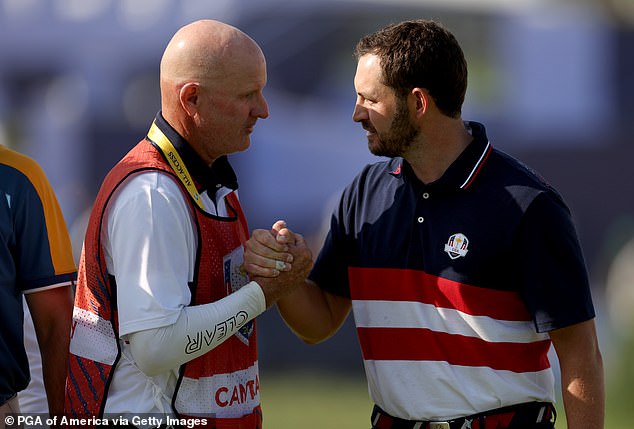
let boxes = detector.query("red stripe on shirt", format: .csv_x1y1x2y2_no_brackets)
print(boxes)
357,327,551,372
349,267,531,321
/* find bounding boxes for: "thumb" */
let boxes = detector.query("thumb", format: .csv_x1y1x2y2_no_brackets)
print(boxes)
271,220,287,234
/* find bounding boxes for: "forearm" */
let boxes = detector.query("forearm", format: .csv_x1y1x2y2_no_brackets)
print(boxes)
276,280,350,344
550,319,605,429
129,281,265,375
560,347,605,429
26,286,73,416
39,327,70,415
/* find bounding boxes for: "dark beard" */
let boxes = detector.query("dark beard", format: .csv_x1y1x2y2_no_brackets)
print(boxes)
370,99,420,158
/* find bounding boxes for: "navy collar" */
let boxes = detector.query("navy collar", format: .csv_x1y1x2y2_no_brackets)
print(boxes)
151,112,238,196
395,121,492,192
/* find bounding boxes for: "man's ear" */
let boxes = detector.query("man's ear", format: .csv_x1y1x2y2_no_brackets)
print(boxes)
411,87,429,117
179,82,200,117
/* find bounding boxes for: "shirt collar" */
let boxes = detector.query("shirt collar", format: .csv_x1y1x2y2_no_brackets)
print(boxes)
151,112,239,196
395,121,492,192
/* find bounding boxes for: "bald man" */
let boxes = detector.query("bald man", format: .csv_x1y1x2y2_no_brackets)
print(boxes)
65,20,311,428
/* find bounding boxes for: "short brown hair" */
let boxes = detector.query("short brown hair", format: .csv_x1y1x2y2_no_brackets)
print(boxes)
355,19,467,118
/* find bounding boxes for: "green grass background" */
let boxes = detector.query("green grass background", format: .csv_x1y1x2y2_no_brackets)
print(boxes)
260,371,372,429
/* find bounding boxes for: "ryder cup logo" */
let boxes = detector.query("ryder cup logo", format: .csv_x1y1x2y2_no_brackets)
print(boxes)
444,233,469,259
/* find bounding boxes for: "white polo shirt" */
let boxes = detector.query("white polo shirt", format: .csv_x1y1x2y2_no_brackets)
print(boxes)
101,170,232,418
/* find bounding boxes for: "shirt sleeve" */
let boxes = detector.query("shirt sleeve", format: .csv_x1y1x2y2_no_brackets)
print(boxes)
104,172,196,336
10,157,76,292
309,191,353,298
515,191,595,333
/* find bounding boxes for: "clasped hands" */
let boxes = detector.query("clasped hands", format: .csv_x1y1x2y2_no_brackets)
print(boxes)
244,220,313,308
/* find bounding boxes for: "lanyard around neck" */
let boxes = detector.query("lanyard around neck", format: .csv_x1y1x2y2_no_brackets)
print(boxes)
146,120,205,210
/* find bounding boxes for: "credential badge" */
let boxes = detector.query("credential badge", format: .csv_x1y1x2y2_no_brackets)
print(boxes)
223,246,254,344
444,233,469,260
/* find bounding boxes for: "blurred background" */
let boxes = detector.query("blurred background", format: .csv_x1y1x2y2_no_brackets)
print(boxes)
1,0,633,427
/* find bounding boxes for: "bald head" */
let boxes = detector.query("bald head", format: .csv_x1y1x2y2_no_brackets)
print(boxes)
161,19,262,86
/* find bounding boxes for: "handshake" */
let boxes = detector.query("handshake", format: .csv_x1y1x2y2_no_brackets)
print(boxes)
244,220,314,309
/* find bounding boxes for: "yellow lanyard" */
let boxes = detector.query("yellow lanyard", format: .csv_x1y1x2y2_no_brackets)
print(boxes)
146,120,205,210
